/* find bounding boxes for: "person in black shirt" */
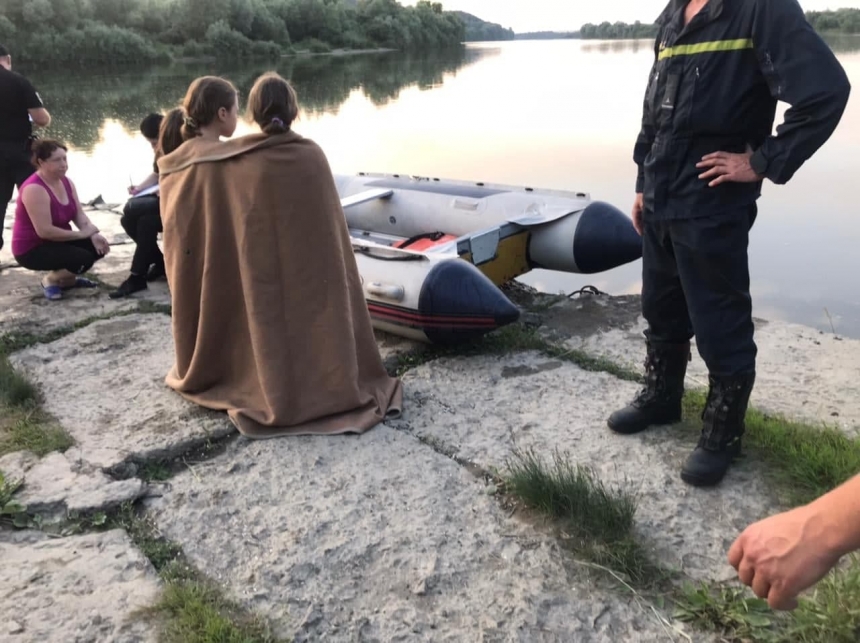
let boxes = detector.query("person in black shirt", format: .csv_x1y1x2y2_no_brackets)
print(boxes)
0,44,51,252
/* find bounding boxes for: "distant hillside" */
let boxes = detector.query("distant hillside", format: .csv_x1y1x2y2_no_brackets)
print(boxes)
515,31,580,40
455,11,515,42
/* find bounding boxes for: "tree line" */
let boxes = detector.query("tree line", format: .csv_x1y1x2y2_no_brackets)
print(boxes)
36,47,483,149
580,9,860,40
453,12,514,42
0,0,466,67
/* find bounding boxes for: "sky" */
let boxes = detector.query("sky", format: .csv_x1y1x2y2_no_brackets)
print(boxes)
407,0,860,33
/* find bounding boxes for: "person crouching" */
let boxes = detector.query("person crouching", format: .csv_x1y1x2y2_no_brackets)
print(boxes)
12,139,109,300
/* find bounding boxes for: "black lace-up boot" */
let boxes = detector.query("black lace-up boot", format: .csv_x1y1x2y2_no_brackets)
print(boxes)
607,341,691,434
680,371,756,487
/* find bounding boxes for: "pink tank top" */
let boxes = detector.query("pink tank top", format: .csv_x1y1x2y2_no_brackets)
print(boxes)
11,173,78,257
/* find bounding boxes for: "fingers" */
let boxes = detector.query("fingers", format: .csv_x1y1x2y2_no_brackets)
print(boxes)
767,585,800,611
699,151,727,163
727,537,744,569
737,558,756,586
696,158,722,169
698,166,726,180
709,175,729,187
751,572,772,601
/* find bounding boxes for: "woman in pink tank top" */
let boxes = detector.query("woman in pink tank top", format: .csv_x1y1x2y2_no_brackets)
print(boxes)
11,139,110,300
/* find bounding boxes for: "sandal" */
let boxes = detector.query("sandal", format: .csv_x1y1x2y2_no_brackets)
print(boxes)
41,281,63,301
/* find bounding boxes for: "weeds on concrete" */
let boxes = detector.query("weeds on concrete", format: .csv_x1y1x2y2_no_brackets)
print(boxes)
674,557,860,642
0,302,172,459
103,503,283,643
0,354,73,458
502,446,667,588
675,391,860,642
674,582,777,641
393,323,642,382
778,555,860,643
0,469,26,526
0,352,39,407
682,391,860,506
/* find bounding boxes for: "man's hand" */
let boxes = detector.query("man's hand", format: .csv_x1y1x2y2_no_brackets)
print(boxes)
727,504,843,611
697,149,764,187
631,193,644,236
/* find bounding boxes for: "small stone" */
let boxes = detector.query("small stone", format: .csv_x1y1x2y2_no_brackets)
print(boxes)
412,578,427,596
7,620,25,635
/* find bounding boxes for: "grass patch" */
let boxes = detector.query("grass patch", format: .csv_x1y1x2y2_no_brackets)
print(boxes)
0,300,171,459
392,323,642,382
682,391,860,506
780,555,860,643
674,557,860,642
137,301,173,316
152,582,279,643
502,447,666,588
0,353,39,407
674,583,778,641
0,412,74,457
0,468,27,526
139,461,173,482
0,354,74,458
94,503,282,642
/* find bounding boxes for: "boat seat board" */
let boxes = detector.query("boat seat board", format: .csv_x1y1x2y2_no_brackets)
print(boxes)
365,178,507,199
340,188,394,209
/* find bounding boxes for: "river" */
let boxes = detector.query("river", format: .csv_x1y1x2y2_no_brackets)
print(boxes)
6,37,860,337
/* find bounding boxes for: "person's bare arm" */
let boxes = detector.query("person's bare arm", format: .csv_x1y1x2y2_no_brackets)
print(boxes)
68,180,99,236
729,473,860,610
28,107,51,128
69,180,110,255
21,184,88,242
130,172,159,195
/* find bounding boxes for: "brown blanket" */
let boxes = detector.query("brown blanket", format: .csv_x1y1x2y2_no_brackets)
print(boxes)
157,131,403,437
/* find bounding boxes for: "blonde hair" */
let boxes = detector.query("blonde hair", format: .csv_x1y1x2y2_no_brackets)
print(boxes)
246,71,299,135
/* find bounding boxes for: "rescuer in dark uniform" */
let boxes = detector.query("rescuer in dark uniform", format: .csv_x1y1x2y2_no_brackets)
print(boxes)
607,0,851,486
0,43,51,252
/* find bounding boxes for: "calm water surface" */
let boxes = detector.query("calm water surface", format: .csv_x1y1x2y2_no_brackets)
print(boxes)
7,38,860,337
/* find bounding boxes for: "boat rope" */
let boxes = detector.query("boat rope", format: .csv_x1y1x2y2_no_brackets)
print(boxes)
394,231,447,249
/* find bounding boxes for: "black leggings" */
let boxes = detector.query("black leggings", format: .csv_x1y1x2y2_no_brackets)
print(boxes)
120,194,163,275
14,238,101,274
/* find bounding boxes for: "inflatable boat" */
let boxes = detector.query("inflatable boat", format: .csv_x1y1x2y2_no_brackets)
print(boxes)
335,173,642,345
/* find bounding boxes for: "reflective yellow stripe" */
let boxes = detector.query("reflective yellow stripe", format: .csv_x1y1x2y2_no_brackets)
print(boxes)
658,38,753,60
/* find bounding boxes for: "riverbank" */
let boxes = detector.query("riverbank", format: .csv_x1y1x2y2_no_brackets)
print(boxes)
1,229,859,641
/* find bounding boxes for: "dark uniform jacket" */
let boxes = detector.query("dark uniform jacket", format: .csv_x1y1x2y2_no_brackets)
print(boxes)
0,66,44,156
635,0,851,219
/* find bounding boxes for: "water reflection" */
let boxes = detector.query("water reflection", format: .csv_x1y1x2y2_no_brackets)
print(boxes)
21,46,494,149
580,39,647,54
578,33,860,54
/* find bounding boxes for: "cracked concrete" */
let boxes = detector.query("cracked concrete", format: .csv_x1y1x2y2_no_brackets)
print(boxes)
1,259,858,640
